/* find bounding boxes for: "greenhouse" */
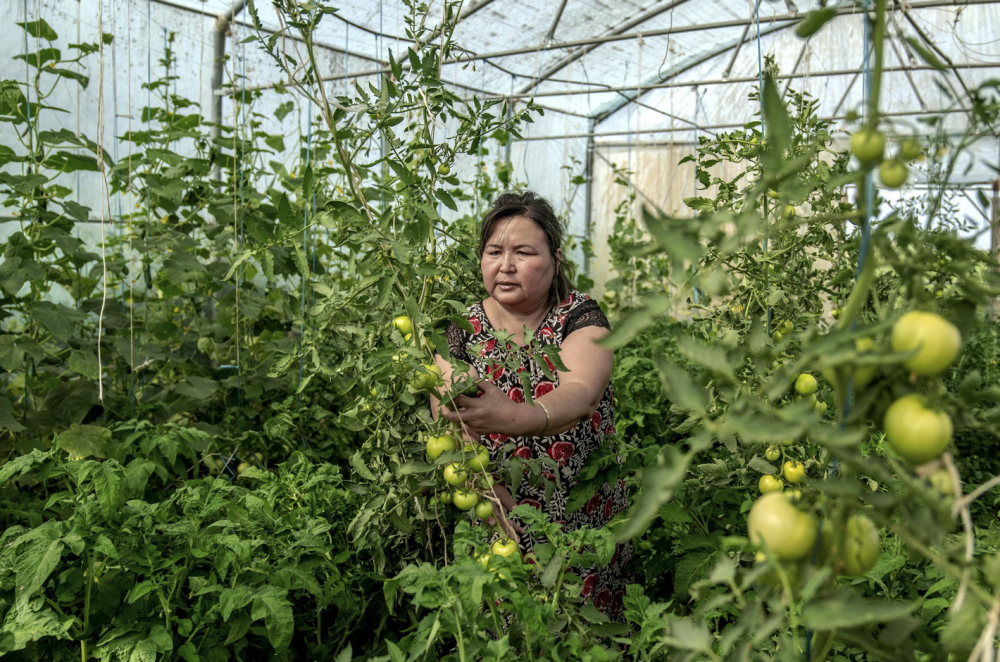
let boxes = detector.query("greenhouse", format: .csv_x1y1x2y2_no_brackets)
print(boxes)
1,0,1000,659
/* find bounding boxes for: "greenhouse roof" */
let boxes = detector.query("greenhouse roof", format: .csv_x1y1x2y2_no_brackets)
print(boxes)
155,0,1000,140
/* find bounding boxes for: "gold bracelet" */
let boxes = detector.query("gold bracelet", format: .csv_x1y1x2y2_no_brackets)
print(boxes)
537,402,551,435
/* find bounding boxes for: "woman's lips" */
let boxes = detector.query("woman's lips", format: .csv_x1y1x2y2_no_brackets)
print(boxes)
497,283,518,291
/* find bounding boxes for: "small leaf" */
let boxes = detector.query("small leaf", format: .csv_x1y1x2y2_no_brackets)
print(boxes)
17,19,58,41
802,593,914,629
683,197,714,212
434,188,457,211
653,359,707,413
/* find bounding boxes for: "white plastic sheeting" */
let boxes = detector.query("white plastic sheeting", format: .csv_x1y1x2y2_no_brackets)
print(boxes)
2,0,999,284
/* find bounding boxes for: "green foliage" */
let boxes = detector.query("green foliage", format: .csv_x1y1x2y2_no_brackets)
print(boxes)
4,1,1000,660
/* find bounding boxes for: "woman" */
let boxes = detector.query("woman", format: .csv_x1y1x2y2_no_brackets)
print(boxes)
431,191,632,620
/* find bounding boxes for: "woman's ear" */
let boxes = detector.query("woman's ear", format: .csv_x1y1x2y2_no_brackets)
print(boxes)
555,248,563,273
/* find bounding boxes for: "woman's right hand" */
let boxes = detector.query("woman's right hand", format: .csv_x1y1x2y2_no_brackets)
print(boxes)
484,483,525,541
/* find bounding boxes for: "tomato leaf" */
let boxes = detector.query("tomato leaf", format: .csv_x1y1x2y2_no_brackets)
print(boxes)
434,188,457,211
251,585,294,651
795,8,837,38
903,37,946,71
801,593,914,629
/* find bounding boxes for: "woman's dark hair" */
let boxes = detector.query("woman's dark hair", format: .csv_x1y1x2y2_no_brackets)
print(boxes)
478,191,576,305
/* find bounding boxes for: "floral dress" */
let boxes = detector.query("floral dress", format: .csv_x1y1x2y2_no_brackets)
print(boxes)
443,289,633,621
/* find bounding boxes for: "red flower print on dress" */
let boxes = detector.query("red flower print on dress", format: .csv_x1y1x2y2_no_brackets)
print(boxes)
611,590,625,616
468,316,482,334
604,424,616,436
543,354,557,373
480,338,496,356
488,433,510,447
508,388,524,403
584,493,602,515
542,471,557,482
558,313,568,326
548,441,575,466
539,326,554,338
591,411,602,433
513,445,532,459
594,588,611,612
611,544,620,565
581,572,599,598
534,381,555,399
488,365,504,381
603,495,615,520
559,293,575,308
518,497,542,510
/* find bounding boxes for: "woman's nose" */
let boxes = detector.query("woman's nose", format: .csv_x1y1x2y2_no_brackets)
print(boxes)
500,253,515,271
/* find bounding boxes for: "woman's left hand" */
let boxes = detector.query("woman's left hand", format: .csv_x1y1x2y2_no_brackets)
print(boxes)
439,380,534,439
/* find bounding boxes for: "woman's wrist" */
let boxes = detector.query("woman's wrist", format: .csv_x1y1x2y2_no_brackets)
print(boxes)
518,401,549,437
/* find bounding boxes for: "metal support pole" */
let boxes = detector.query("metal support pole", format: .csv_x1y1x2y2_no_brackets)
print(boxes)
211,0,247,179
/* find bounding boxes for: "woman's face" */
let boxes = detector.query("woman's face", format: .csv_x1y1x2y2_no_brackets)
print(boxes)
481,215,560,312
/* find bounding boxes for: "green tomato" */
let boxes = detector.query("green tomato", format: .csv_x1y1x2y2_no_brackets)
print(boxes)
794,373,818,396
237,462,250,475
213,458,225,471
452,488,479,511
879,159,908,189
393,315,413,336
899,138,923,161
443,462,468,486
410,363,443,391
254,452,264,464
780,320,794,335
437,164,451,176
781,205,795,220
759,475,784,494
475,500,494,519
765,447,781,462
438,491,453,505
782,461,806,484
491,539,519,557
883,394,952,464
823,516,880,577
463,443,490,472
748,493,818,562
850,128,885,163
426,434,456,460
890,311,961,376
928,468,954,495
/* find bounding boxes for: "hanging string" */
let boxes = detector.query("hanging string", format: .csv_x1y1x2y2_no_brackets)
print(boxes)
127,0,136,418
94,0,110,405
145,0,151,350
504,74,513,169
754,0,771,337
298,98,312,409
238,32,247,443
21,0,34,425
111,0,125,316
475,64,485,217
625,63,631,177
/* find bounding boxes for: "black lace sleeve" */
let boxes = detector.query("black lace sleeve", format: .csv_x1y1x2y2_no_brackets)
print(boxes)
442,321,473,363
563,299,610,336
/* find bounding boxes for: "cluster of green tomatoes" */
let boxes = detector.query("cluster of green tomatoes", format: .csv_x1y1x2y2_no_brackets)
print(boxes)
850,127,924,189
424,432,520,558
748,309,961,583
